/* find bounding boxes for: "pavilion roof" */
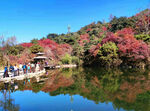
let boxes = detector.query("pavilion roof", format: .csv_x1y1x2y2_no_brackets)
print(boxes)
36,52,45,55
34,56,47,59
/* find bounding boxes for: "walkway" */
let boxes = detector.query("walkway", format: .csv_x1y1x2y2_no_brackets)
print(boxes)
0,70,46,83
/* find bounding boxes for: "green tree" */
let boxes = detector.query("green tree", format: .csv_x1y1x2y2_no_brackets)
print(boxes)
135,34,150,43
109,17,135,32
31,38,38,44
47,33,59,40
61,54,72,64
7,45,24,55
8,46,19,55
29,45,44,53
71,56,80,65
98,42,120,67
72,43,84,57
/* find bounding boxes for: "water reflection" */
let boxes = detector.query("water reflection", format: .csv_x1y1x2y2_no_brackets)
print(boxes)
0,83,20,111
0,67,150,111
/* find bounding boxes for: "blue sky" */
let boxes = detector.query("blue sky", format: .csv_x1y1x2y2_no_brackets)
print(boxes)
0,0,150,43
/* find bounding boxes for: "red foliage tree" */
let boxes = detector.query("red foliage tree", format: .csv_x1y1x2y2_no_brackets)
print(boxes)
98,28,150,62
116,28,135,35
21,43,33,48
117,34,149,61
86,28,92,32
8,55,18,65
38,39,58,51
79,33,90,46
101,32,119,44
135,9,150,34
37,39,72,61
102,26,107,31
89,44,101,57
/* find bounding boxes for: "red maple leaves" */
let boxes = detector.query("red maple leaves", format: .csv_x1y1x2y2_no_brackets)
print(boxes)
90,28,150,61
21,43,33,48
79,34,90,46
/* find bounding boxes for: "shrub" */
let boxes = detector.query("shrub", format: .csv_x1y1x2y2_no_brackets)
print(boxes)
61,54,72,64
72,56,80,65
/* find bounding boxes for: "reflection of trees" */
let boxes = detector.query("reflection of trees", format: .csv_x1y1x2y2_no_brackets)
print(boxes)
15,78,45,93
31,82,45,93
49,68,122,103
0,83,20,111
49,68,150,111
0,67,150,111
113,91,150,111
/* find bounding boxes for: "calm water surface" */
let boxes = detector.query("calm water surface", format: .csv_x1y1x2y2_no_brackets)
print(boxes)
0,67,150,111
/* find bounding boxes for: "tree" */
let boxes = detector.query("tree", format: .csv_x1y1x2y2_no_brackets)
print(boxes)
71,56,80,65
135,34,150,43
61,54,72,64
7,45,24,55
134,9,150,34
72,43,84,57
8,47,19,55
5,36,17,47
21,43,33,48
47,33,59,40
98,42,120,67
29,44,44,53
109,17,135,32
0,36,17,53
102,28,150,64
31,38,38,44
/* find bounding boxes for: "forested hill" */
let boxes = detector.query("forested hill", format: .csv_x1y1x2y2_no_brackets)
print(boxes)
0,9,150,68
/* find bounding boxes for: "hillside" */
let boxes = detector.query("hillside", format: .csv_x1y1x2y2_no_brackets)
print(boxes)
0,9,150,68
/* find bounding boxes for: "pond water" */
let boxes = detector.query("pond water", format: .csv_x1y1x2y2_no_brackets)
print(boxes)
0,67,150,111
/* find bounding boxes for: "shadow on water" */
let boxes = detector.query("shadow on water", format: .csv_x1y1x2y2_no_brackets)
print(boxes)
0,67,150,111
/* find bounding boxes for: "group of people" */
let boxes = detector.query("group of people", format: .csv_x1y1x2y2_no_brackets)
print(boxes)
3,62,43,78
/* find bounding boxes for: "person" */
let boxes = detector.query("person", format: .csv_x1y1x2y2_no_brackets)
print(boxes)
27,64,31,73
35,63,40,72
19,63,23,75
23,63,27,74
14,64,18,76
9,64,14,73
9,64,14,77
45,61,48,66
31,63,35,73
25,63,28,74
4,65,9,78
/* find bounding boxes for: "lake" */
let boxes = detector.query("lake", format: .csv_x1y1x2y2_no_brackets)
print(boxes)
0,67,150,111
